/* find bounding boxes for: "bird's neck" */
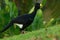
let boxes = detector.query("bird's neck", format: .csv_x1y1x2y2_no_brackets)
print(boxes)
31,3,40,18
31,8,38,17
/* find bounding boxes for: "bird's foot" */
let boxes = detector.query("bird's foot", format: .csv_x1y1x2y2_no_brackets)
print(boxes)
20,30,27,34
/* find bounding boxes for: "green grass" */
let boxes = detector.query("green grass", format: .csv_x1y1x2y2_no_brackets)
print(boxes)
0,24,60,40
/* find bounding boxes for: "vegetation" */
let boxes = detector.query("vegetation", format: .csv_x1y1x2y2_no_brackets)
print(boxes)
0,25,60,40
0,0,60,40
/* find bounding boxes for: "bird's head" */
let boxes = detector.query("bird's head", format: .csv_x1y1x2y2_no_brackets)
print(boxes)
35,3,40,9
35,0,43,9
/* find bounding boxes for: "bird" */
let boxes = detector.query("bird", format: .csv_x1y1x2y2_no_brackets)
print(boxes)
0,0,41,33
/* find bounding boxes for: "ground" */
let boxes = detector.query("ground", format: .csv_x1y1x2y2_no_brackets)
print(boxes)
0,24,60,40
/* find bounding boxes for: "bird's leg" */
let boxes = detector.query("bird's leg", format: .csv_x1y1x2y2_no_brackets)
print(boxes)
20,30,26,34
20,29,27,34
20,30,28,34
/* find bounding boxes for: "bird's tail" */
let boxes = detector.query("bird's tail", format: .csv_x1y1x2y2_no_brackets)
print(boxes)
0,21,13,33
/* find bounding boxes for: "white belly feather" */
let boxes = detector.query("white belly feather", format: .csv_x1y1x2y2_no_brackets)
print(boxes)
15,23,23,28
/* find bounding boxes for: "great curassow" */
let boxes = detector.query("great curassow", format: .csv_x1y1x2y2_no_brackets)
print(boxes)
0,0,41,33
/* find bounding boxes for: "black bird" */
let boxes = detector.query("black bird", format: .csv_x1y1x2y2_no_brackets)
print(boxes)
0,1,41,33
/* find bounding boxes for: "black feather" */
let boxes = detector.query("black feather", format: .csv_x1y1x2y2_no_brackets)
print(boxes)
0,3,40,33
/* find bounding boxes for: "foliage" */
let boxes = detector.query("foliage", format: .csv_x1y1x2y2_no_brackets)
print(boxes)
0,0,60,39
0,0,18,38
0,25,60,40
0,0,45,37
43,0,60,22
